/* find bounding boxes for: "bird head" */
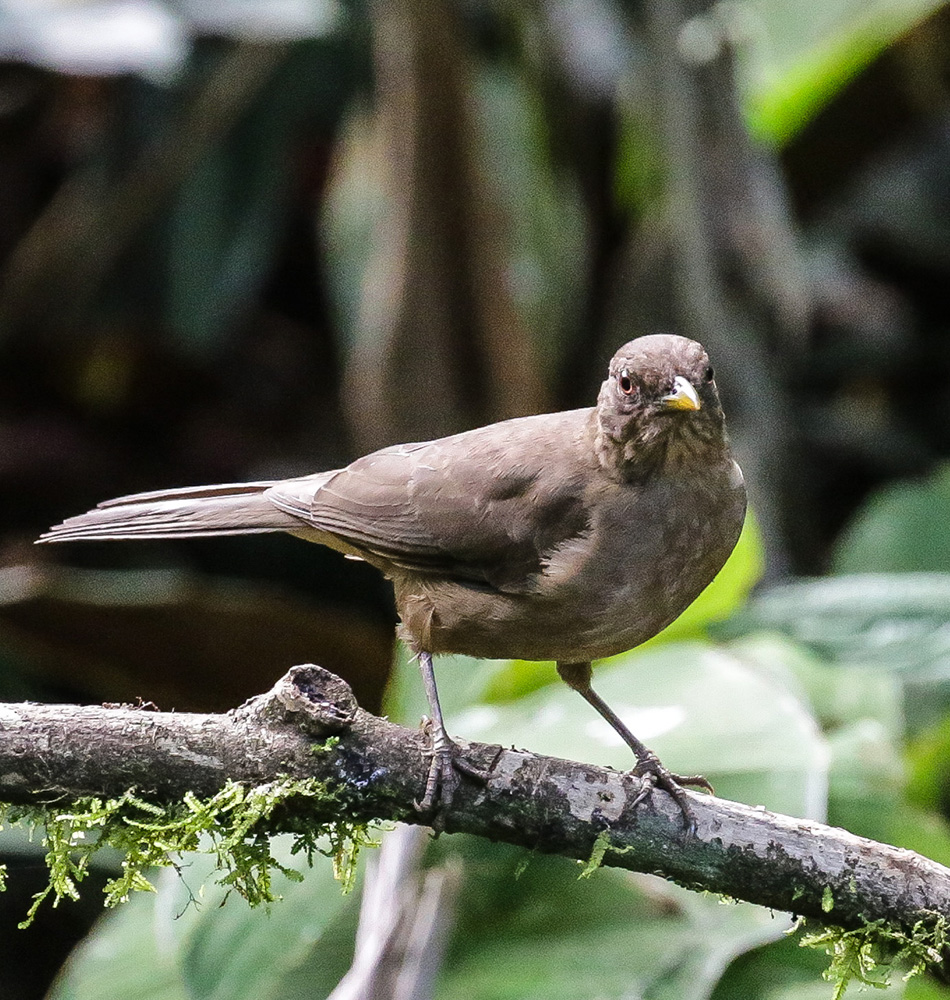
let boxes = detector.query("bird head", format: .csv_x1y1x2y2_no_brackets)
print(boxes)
595,334,728,476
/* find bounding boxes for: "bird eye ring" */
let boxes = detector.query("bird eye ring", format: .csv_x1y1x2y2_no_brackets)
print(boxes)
619,370,637,396
704,366,715,383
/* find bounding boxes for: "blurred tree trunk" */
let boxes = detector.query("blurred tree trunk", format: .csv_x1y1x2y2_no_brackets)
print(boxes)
346,0,543,452
612,0,815,575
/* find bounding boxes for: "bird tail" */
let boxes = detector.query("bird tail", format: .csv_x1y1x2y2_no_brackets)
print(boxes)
37,480,306,544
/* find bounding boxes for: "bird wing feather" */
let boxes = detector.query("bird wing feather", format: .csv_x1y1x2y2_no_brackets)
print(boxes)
266,410,595,594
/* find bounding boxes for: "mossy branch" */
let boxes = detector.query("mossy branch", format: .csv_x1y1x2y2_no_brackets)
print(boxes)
0,664,949,973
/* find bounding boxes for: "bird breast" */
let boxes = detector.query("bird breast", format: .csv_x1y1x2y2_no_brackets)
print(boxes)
396,458,746,663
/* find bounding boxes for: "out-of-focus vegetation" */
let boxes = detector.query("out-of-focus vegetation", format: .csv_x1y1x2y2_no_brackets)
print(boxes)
3,0,950,997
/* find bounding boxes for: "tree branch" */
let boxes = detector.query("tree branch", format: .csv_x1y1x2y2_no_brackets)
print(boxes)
1,664,947,946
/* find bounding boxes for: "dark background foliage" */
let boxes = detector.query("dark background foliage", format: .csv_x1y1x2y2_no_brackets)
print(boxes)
3,0,950,997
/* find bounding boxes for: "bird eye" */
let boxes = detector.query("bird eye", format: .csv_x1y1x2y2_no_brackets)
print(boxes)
704,366,715,383
619,370,637,396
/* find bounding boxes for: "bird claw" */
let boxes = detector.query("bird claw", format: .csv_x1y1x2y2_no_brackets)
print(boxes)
630,753,713,835
414,719,489,831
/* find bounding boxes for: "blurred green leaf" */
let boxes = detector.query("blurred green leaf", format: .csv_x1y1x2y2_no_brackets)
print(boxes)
452,635,826,818
832,464,950,574
615,108,664,216
724,573,950,734
49,885,189,1000
725,573,950,672
907,716,950,817
437,838,791,1000
381,622,832,1000
48,837,356,1000
710,692,950,1000
724,584,950,865
762,635,903,737
743,0,945,144
906,975,950,1000
388,629,826,816
825,718,950,866
380,621,834,1000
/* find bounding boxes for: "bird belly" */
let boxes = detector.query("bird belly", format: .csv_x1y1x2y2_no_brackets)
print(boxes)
394,474,745,662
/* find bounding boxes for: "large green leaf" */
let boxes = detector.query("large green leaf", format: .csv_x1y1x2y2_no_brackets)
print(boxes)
704,691,946,1000
452,634,827,819
435,837,792,1000
48,883,190,1000
724,573,950,734
705,697,949,1000
381,625,826,999
827,717,950,867
722,577,950,865
726,573,950,673
763,633,903,737
374,602,831,1000
387,626,825,818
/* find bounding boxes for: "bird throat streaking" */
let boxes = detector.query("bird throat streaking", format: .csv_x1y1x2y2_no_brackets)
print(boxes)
39,334,747,831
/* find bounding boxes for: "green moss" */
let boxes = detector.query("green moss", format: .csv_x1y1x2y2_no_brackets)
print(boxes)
800,916,949,999
309,736,341,756
513,855,531,880
579,830,612,879
1,775,378,927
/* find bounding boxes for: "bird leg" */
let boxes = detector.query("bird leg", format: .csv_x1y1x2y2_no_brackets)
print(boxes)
414,651,488,823
556,661,713,833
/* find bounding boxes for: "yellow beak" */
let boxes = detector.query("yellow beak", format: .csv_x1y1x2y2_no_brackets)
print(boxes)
662,375,701,412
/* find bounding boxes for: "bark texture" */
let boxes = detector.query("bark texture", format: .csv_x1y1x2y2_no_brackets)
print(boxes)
0,664,947,941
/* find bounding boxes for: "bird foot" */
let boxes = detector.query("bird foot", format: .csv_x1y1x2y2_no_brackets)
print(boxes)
630,752,713,835
414,719,489,831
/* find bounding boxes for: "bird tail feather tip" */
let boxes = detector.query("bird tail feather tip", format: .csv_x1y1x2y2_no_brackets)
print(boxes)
36,481,300,544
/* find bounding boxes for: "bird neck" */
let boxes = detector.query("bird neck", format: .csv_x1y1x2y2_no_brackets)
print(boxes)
592,408,729,483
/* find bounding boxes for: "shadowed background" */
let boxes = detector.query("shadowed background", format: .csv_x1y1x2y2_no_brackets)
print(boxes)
4,1,950,998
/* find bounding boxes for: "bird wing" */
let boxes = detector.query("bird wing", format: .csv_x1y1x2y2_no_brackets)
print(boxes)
266,410,595,594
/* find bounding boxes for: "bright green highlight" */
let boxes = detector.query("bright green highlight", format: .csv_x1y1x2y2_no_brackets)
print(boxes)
745,0,943,145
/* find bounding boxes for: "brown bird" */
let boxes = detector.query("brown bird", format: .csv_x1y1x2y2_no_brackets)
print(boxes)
39,334,746,829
